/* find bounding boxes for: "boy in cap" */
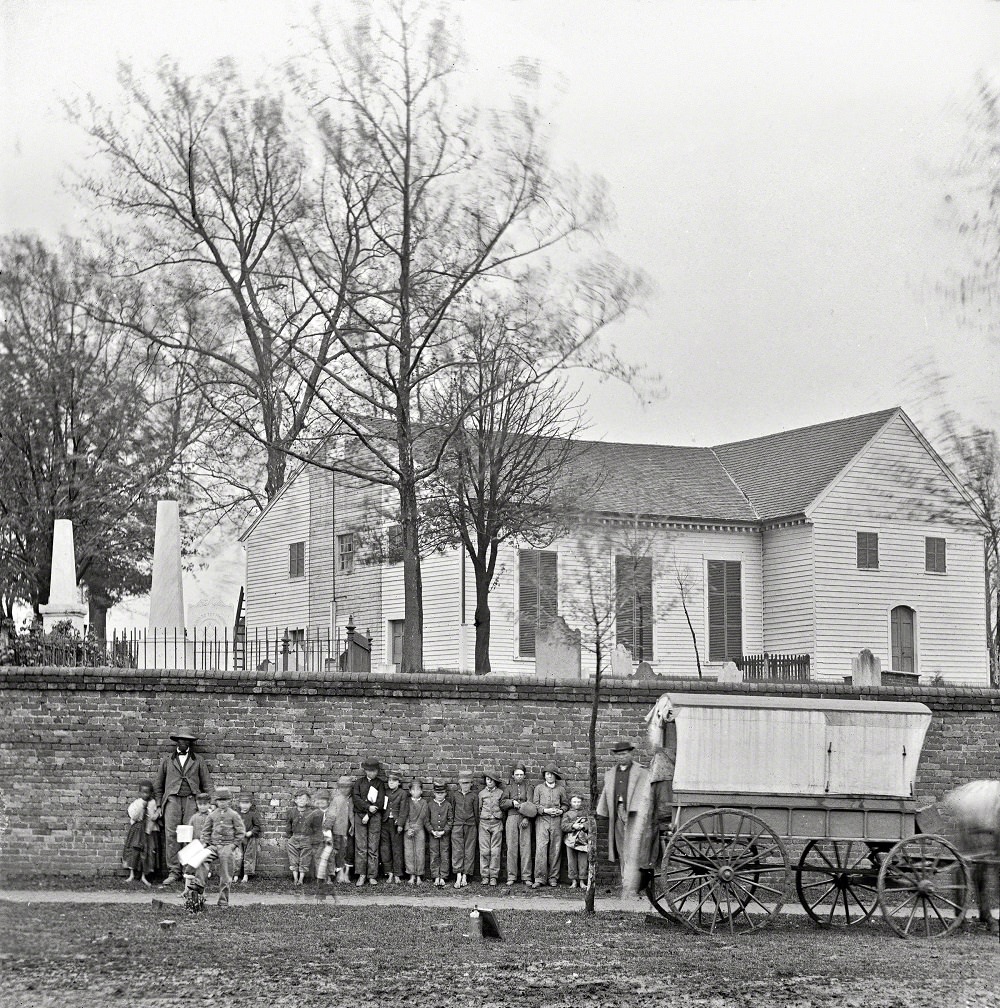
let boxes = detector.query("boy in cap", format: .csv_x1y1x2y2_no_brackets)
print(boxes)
401,779,430,884
596,739,650,888
501,762,533,885
285,790,321,885
183,792,215,891
380,770,407,883
201,787,244,905
450,770,478,888
478,771,505,886
427,780,453,887
234,793,263,884
154,727,212,886
351,757,389,886
531,764,567,887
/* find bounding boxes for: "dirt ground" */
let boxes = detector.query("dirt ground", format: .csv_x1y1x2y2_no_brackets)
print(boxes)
0,902,997,1008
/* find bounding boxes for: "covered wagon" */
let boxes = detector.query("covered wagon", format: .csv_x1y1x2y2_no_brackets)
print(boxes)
643,693,970,938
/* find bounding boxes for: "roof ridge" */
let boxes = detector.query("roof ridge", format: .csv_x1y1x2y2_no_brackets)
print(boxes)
712,406,900,452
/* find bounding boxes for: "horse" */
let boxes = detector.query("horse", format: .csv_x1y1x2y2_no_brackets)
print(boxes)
937,780,1000,931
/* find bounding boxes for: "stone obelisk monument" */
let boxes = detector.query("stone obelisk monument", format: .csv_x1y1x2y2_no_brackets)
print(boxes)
39,519,87,633
148,500,187,668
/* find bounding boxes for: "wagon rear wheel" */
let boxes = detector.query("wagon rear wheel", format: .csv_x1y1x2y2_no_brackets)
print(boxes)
877,834,969,939
659,808,788,935
796,839,879,927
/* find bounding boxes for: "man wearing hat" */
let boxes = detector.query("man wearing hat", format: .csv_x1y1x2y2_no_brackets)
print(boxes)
153,727,213,886
596,739,650,889
351,757,389,885
501,762,534,885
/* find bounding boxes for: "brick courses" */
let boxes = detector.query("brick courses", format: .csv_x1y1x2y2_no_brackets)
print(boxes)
1,667,999,879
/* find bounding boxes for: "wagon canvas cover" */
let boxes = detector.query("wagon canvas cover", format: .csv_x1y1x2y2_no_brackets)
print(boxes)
658,694,931,799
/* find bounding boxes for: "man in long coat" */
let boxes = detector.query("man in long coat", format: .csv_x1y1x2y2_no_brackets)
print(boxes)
596,739,650,889
154,727,213,885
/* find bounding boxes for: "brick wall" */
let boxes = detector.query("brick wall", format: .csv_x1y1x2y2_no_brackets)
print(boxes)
1,667,999,879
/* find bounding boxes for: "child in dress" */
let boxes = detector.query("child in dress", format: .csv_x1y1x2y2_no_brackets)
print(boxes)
122,779,160,885
561,794,591,888
285,790,321,885
401,779,430,885
428,780,453,888
234,793,263,884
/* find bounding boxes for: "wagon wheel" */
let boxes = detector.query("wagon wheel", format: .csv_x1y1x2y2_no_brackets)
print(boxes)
795,839,879,927
876,834,969,939
659,808,788,935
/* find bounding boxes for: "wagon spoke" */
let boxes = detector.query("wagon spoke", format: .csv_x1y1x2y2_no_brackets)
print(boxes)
807,881,838,913
827,887,843,926
814,845,838,872
900,893,921,935
731,843,782,869
927,897,950,933
729,876,772,918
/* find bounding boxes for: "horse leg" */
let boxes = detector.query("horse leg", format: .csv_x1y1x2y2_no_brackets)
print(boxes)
972,863,998,933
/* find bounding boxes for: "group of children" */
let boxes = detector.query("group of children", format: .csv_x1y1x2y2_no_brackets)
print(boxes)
125,759,593,900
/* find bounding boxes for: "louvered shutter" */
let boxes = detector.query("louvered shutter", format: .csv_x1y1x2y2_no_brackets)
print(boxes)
615,556,635,656
634,556,653,661
519,550,539,656
708,561,726,662
538,551,558,632
724,560,742,661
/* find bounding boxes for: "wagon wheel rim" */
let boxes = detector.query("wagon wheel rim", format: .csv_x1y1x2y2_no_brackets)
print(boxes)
876,834,969,939
795,839,879,927
660,808,788,935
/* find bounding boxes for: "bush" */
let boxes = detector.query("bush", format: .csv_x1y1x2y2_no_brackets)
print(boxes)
0,618,136,668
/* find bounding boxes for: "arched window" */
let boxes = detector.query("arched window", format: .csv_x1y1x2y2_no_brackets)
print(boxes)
890,605,916,673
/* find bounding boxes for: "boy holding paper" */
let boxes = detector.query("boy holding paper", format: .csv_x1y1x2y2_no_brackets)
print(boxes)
201,788,244,905
351,757,389,886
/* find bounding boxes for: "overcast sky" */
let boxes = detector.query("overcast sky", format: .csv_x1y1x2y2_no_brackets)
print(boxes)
3,0,999,449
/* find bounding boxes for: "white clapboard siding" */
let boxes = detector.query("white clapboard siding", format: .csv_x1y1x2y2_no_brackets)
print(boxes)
307,467,334,631
421,549,463,670
762,523,815,656
809,413,988,684
244,469,311,630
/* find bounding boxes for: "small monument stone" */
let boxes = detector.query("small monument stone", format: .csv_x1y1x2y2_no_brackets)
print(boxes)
39,519,87,634
535,616,582,679
852,649,882,688
717,660,742,684
610,643,633,678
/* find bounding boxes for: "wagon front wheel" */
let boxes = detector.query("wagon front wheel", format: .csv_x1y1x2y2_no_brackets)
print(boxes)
660,808,788,935
796,839,879,927
877,834,968,939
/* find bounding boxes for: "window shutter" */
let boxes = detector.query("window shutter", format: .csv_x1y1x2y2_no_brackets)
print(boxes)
538,551,558,631
708,560,726,662
635,556,653,661
615,556,635,656
519,550,539,657
724,560,742,661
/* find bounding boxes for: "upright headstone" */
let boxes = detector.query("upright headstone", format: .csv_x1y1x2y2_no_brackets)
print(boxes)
610,643,633,678
39,519,87,633
535,616,582,679
717,660,742,684
148,501,185,630
852,649,882,688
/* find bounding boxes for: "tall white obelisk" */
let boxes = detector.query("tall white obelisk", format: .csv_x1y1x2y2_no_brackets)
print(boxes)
148,500,186,667
39,519,87,633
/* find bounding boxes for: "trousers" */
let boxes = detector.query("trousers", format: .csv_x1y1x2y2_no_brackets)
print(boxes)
478,820,503,881
163,794,198,874
353,811,382,878
566,846,590,881
380,819,405,876
214,842,236,902
534,816,562,884
451,823,477,875
404,826,427,877
505,815,533,881
428,832,451,879
233,837,259,879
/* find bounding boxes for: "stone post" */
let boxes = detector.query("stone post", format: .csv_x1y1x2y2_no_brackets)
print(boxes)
39,519,87,634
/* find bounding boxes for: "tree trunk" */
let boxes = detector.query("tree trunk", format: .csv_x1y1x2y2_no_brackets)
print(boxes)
398,475,424,675
264,443,287,501
88,596,109,640
584,644,602,914
473,571,492,676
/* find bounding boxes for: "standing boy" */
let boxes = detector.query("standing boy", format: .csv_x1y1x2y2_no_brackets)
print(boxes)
285,790,321,885
561,795,591,888
427,780,453,888
201,787,244,905
478,772,505,887
451,770,478,888
352,757,389,886
531,763,567,888
401,779,430,885
381,771,407,883
502,762,533,885
183,792,215,893
329,775,354,882
234,793,263,884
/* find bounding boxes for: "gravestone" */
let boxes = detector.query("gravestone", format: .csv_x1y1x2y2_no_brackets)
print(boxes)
852,649,882,687
610,643,633,678
717,660,742,684
629,660,661,680
39,519,87,633
535,616,582,679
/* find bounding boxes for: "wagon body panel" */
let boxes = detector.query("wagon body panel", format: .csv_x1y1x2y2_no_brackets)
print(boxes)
660,693,931,801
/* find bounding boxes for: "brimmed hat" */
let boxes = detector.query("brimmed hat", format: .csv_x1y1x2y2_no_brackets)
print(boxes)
337,774,355,787
361,756,381,771
433,780,447,792
518,800,538,819
511,762,527,775
386,769,402,781
610,739,635,755
196,792,211,802
214,787,232,801
458,770,473,783
170,727,199,742
542,762,562,779
483,771,502,784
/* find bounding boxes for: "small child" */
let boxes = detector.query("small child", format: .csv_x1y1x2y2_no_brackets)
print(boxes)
285,790,321,885
478,771,505,887
401,779,430,885
561,795,591,889
328,775,354,882
201,787,244,906
234,793,263,884
451,770,478,888
122,779,160,885
382,771,407,883
428,780,453,888
183,792,216,895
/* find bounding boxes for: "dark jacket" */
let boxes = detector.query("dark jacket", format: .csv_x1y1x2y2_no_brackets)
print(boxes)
400,796,430,832
501,780,532,815
202,807,244,846
450,787,478,826
153,750,212,804
239,805,263,839
428,798,453,835
352,775,390,817
285,806,323,840
386,786,408,825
